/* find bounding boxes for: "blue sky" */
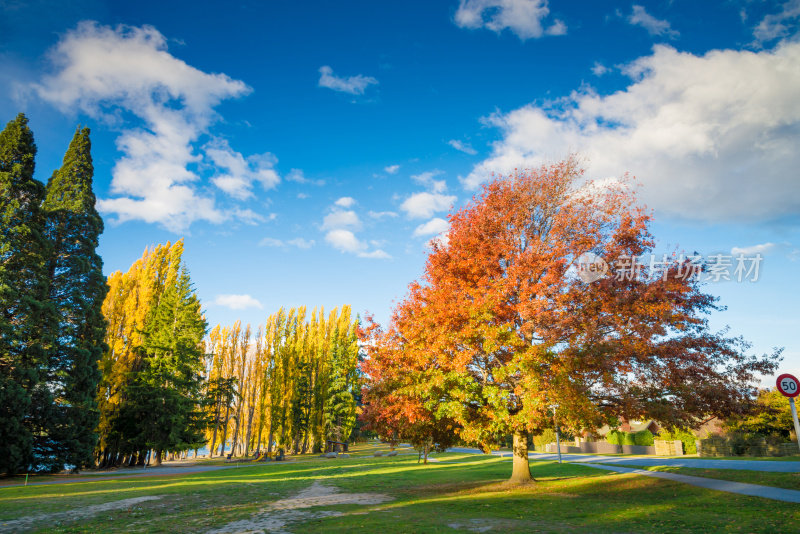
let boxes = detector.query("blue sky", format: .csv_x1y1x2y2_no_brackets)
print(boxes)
2,0,799,383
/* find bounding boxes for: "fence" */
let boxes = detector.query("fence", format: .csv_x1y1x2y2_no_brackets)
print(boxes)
654,439,684,456
544,441,656,455
698,437,799,457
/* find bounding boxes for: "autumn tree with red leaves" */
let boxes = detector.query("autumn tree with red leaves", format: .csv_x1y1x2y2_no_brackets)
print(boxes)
361,157,780,483
359,316,459,463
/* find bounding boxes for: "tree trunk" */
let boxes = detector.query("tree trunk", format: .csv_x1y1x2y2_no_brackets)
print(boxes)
267,423,275,454
244,405,255,457
230,414,241,458
509,429,532,483
210,404,220,457
153,450,163,467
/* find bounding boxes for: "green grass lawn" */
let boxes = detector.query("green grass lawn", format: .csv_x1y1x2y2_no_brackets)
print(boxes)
1,444,798,533
614,465,800,491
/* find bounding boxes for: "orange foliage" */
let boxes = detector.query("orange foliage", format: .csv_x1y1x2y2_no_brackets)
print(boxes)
361,157,780,452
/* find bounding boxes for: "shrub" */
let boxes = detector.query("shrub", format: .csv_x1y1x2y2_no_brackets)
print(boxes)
534,429,557,450
606,430,623,445
634,430,654,446
622,432,637,445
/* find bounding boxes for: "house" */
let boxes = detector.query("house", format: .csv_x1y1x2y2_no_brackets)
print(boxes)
594,418,661,437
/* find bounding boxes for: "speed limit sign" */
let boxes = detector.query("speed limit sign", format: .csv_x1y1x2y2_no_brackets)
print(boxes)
776,373,800,398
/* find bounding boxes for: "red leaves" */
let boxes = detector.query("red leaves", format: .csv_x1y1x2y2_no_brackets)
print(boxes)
362,156,780,448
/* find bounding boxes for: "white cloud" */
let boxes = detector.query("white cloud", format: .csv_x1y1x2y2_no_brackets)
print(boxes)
731,243,776,255
233,208,267,225
462,42,800,223
287,237,315,249
384,164,400,174
591,61,609,76
33,22,259,232
335,196,357,208
358,249,392,259
448,139,478,155
411,170,447,193
318,65,378,95
754,0,800,44
297,192,309,199
286,168,324,186
259,237,284,247
259,237,315,249
627,5,679,38
413,217,449,237
368,210,399,219
454,0,566,40
400,192,457,219
322,209,362,231
205,138,279,200
214,294,263,310
325,229,363,253
322,201,390,259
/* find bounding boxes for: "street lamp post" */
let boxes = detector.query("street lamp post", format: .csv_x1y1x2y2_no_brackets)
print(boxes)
553,405,562,464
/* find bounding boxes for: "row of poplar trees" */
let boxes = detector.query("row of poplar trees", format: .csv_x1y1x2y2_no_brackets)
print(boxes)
0,113,106,474
206,307,360,458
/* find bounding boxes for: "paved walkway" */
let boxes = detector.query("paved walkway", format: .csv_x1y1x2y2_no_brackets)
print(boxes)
446,448,800,472
582,463,800,503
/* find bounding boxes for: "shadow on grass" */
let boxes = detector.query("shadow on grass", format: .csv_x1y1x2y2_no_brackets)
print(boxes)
1,454,799,533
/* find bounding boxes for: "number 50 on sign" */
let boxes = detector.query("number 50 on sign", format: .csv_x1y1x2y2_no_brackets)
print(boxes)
776,373,800,453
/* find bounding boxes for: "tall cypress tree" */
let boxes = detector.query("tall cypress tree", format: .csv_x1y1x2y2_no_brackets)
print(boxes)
0,113,52,474
43,127,108,470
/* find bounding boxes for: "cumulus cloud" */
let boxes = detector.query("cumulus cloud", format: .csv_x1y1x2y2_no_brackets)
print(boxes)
318,65,378,95
384,164,400,174
33,22,266,231
411,170,447,193
591,61,610,76
462,43,800,223
413,217,449,237
448,139,478,155
322,209,362,231
753,0,800,44
214,294,263,310
627,5,679,38
335,196,357,208
400,192,457,219
324,229,387,258
454,0,566,40
322,201,389,259
325,229,363,253
731,243,776,255
205,138,279,200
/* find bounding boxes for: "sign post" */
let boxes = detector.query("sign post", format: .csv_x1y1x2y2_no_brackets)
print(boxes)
776,373,800,453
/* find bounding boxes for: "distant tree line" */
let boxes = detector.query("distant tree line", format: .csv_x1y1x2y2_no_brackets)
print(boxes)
0,112,363,475
0,113,107,474
205,307,361,458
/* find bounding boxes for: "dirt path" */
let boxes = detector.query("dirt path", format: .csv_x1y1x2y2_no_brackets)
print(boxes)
207,480,392,534
0,495,161,533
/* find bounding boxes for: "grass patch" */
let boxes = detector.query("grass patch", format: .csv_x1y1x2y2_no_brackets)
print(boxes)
0,443,798,533
616,465,800,491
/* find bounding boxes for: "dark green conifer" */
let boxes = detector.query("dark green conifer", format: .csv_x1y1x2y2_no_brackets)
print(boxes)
43,126,108,470
0,113,52,474
125,269,207,464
